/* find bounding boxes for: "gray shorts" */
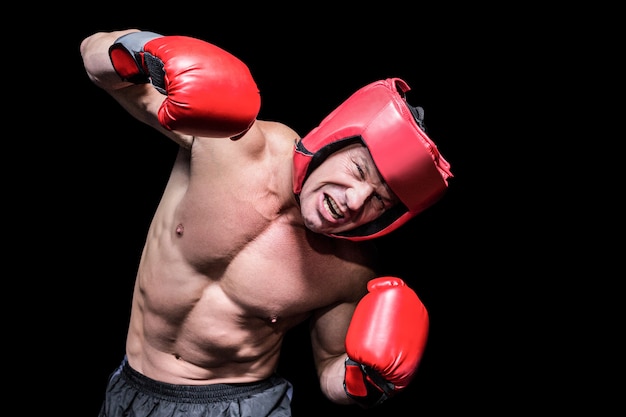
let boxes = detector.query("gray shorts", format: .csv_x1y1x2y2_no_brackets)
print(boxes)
98,357,293,417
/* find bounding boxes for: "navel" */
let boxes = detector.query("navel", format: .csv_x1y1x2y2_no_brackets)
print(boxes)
269,314,278,324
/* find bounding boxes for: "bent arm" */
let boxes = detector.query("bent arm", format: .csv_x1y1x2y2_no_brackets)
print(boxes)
310,300,357,405
83,30,260,141
310,246,378,405
311,276,430,409
80,29,192,147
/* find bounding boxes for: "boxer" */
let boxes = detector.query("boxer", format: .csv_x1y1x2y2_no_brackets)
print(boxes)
81,29,452,417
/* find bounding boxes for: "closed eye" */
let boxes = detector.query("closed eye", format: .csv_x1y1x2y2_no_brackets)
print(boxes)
372,193,385,209
355,163,365,179
356,162,385,210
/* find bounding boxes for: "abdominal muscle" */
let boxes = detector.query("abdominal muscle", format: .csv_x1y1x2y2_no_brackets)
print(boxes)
122,132,368,386
124,214,319,385
124,159,322,385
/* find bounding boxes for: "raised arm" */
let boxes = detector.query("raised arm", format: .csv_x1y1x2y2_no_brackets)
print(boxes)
80,29,179,143
80,29,261,147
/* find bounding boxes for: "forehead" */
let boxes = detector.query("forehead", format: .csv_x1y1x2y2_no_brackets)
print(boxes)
336,144,399,201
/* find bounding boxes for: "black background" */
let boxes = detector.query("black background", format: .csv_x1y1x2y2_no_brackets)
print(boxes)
26,6,565,416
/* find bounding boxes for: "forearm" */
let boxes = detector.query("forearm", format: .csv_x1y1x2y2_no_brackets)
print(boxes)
80,29,140,91
318,354,354,405
81,29,260,140
79,29,185,143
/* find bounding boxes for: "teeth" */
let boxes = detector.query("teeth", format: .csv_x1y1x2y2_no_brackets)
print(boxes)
324,195,343,219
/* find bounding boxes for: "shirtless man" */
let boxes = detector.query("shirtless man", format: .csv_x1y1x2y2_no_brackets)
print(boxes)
80,29,453,417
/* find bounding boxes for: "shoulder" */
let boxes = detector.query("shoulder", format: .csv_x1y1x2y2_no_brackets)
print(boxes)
256,120,300,142
190,119,297,154
226,119,299,158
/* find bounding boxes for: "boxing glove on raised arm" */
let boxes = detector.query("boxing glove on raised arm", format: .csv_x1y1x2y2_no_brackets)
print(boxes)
109,31,260,138
344,277,429,408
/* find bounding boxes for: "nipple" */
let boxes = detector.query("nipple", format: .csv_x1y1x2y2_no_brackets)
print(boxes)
176,224,184,236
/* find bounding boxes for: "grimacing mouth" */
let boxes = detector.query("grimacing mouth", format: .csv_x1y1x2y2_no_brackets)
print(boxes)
323,194,343,219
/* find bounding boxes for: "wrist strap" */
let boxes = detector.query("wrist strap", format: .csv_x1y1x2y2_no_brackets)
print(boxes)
344,358,393,408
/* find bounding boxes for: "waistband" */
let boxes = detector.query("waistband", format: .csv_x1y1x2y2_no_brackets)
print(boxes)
121,358,281,403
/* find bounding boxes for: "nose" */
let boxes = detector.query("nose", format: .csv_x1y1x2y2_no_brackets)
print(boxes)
345,183,374,211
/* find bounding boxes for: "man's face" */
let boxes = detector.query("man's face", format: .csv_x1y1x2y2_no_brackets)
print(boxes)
298,143,399,236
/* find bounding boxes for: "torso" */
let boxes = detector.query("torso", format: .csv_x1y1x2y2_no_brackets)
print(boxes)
126,121,377,384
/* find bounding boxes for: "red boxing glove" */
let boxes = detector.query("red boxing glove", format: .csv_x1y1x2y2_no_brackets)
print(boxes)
344,277,429,408
109,31,260,138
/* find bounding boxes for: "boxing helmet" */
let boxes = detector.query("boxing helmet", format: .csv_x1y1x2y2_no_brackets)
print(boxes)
293,78,453,241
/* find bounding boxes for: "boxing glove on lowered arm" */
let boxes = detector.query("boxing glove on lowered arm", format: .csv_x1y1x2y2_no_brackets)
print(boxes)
344,277,429,408
109,31,260,138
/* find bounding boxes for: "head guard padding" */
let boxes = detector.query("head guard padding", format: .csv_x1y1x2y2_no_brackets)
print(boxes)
293,78,453,240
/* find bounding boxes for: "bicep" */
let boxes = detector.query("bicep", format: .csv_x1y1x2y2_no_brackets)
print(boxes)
309,280,369,375
309,298,361,403
310,301,355,362
310,248,379,365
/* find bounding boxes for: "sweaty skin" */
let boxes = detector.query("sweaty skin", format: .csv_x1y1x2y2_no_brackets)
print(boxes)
81,29,382,404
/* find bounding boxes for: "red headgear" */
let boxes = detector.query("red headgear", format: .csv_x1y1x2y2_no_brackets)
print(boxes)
293,78,453,241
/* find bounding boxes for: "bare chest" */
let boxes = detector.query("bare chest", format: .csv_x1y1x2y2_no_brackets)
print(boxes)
143,144,374,323
172,166,287,270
